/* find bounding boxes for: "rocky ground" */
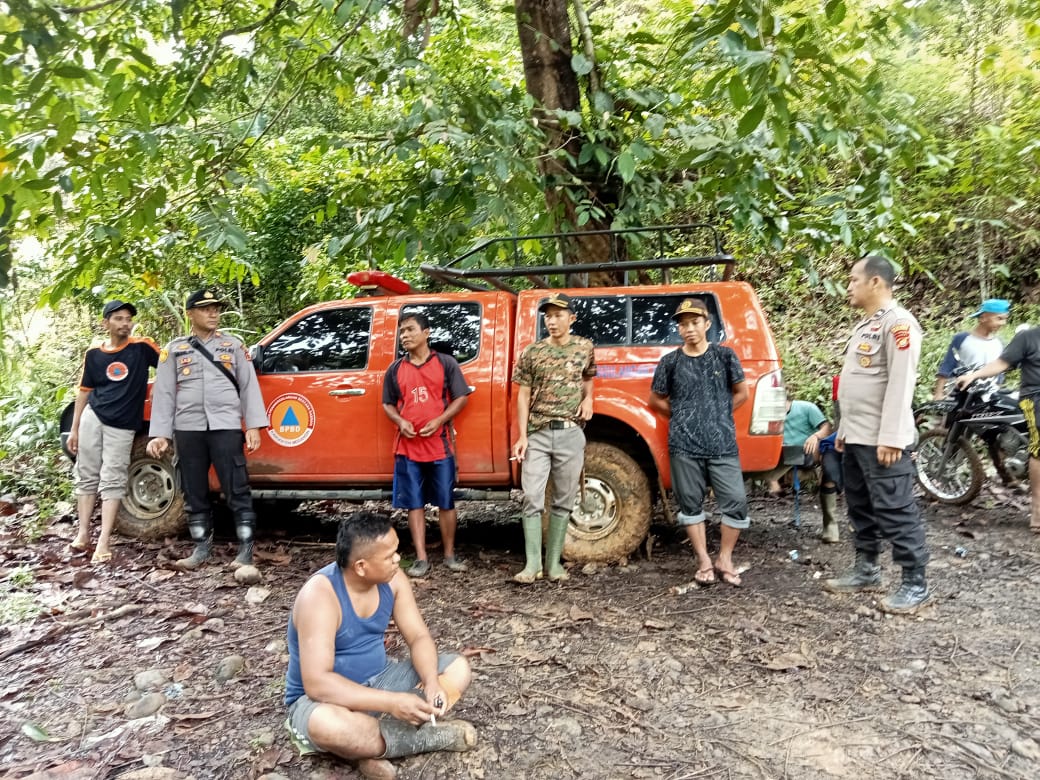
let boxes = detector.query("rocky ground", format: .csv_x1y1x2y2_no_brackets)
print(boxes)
1,483,1040,780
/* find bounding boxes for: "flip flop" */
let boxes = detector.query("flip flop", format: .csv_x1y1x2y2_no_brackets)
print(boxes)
91,550,113,564
67,541,88,553
715,567,743,587
694,567,717,586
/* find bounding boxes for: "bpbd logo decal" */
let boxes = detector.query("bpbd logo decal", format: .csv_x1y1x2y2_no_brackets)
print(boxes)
266,394,316,447
106,361,129,381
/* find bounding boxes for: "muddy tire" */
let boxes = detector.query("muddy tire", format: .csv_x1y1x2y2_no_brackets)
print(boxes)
915,429,984,505
563,441,651,563
116,437,187,538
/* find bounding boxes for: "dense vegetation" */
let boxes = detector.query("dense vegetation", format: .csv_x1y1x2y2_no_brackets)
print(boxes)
1,0,1038,498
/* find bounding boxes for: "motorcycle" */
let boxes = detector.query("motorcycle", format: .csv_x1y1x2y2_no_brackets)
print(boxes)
914,376,1029,504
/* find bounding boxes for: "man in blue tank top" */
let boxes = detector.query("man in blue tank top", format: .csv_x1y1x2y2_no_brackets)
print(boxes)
284,512,476,777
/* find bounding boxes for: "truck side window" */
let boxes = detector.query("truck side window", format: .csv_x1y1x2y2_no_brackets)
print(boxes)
632,295,724,345
569,297,628,345
261,307,373,372
399,302,481,364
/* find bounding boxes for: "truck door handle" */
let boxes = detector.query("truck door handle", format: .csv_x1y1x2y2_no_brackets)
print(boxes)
329,389,365,397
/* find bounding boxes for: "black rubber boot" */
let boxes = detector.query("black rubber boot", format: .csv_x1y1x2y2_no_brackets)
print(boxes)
231,511,257,568
378,719,477,759
880,567,932,614
823,551,881,593
175,513,212,570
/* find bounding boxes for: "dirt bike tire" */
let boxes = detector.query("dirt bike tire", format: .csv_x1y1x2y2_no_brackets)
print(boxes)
915,429,985,505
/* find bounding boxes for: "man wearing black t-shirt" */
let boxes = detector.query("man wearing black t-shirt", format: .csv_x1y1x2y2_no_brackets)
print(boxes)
649,298,749,587
68,300,160,563
958,326,1040,534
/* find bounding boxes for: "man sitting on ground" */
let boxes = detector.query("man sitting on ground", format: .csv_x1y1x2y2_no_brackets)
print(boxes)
761,393,833,497
284,511,476,779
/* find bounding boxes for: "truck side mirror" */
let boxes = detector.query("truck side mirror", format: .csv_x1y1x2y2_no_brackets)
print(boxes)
251,344,264,371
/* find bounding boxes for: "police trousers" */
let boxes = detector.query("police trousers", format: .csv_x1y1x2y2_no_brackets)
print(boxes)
843,443,928,569
174,429,254,517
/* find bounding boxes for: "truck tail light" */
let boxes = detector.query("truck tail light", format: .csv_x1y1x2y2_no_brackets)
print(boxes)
750,369,786,435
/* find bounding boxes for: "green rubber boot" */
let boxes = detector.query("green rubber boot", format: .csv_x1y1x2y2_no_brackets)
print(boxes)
378,718,477,759
512,514,543,584
545,512,570,582
819,492,840,544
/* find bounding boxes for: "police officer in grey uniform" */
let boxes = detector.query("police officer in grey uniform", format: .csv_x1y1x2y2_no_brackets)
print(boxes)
147,289,269,569
824,256,930,614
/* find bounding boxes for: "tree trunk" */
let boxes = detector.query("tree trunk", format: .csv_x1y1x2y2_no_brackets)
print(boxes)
514,0,623,286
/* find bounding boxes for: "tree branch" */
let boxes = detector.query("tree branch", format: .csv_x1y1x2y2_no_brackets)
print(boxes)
170,0,291,123
53,0,124,14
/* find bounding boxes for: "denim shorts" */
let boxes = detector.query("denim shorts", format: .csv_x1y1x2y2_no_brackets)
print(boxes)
392,455,456,510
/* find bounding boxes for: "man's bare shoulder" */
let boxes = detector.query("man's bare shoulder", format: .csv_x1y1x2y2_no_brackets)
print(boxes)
292,571,340,623
388,569,411,600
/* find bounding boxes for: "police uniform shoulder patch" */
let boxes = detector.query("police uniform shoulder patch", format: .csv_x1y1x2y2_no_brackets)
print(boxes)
891,322,912,351
159,349,168,363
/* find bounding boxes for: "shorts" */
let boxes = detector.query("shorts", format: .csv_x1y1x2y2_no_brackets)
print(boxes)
670,453,750,530
1021,396,1040,459
74,405,136,500
392,455,456,510
284,653,460,755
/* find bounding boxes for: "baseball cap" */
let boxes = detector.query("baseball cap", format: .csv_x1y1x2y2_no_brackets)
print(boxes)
538,293,573,312
672,298,709,321
971,299,1010,317
102,300,137,318
185,289,225,310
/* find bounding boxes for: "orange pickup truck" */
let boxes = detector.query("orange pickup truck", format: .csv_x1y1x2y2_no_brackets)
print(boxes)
69,226,787,563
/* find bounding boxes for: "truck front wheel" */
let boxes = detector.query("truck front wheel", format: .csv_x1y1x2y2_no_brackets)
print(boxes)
564,441,651,563
116,437,187,539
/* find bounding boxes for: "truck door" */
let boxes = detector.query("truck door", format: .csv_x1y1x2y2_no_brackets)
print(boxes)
249,303,393,482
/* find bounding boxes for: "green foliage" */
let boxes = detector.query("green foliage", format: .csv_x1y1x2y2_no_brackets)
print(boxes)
0,564,38,625
0,285,86,503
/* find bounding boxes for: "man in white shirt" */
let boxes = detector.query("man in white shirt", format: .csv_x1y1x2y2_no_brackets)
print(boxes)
933,299,1010,399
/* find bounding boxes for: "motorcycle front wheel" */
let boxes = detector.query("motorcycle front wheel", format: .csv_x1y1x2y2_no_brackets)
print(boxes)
915,429,985,505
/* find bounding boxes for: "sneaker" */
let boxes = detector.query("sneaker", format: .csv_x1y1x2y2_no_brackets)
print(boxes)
443,556,468,573
406,559,431,578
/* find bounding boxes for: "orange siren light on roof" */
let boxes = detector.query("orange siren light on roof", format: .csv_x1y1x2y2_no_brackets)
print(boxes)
346,270,413,296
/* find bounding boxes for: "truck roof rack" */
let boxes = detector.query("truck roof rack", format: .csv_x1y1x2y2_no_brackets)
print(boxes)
419,223,734,293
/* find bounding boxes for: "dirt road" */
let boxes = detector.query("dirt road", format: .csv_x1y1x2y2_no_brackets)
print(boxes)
2,487,1039,779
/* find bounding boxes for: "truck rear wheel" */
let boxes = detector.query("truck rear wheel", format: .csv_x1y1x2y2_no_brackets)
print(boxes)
116,437,187,539
564,441,651,563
